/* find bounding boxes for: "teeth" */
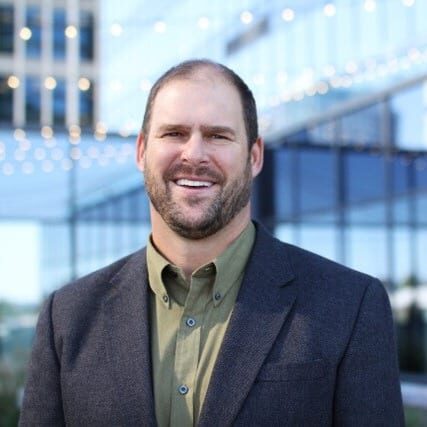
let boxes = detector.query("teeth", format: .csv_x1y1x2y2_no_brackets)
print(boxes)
176,179,213,187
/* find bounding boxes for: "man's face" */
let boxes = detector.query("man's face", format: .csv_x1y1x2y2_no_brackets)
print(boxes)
137,71,263,239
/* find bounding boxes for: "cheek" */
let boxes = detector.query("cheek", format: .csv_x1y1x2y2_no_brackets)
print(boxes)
145,144,179,171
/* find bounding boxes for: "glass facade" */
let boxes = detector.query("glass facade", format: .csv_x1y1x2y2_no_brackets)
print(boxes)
26,5,41,59
53,78,66,126
53,8,66,60
25,76,41,124
79,82,94,127
0,5,13,53
0,75,13,123
80,10,94,60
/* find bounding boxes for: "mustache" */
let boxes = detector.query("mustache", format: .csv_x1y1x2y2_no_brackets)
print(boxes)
164,163,224,183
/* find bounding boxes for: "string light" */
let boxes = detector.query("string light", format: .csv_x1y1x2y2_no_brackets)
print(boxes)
19,139,31,151
408,48,421,62
22,161,34,174
79,156,92,169
3,163,15,176
42,159,54,173
323,3,336,17
14,129,26,141
110,23,123,36
41,126,54,139
19,27,32,40
240,11,253,25
34,147,46,161
44,76,57,90
364,0,376,13
109,80,123,92
402,0,415,6
345,61,358,74
323,65,336,77
252,73,265,86
139,79,152,92
154,21,166,33
61,158,73,171
14,149,25,161
51,148,64,161
281,8,295,22
70,147,82,160
7,75,20,89
78,77,91,91
65,25,78,38
197,16,210,30
276,71,288,85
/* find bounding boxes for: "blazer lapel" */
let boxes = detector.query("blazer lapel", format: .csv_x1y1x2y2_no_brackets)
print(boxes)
199,226,297,426
103,249,157,426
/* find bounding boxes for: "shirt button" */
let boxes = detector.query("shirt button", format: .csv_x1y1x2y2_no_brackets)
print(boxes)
214,292,221,301
178,384,189,395
186,317,196,327
162,294,169,303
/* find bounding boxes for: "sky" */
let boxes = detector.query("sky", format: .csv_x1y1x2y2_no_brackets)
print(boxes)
0,221,40,304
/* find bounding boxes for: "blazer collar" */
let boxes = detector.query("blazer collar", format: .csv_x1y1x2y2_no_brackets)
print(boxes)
103,248,157,426
199,223,297,426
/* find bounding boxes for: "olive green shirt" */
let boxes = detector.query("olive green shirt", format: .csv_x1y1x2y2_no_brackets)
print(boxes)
146,222,255,427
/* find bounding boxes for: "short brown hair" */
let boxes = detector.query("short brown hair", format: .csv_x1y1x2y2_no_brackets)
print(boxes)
141,59,259,147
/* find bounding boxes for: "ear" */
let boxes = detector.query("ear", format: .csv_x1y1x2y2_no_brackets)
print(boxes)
136,133,146,172
250,137,264,178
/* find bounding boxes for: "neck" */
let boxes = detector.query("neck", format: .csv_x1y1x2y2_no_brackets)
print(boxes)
150,206,251,278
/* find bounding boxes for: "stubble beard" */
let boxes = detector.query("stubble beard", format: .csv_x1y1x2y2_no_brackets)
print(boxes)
143,159,253,240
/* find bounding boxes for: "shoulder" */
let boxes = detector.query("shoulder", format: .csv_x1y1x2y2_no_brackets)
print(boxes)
48,248,146,318
253,222,384,298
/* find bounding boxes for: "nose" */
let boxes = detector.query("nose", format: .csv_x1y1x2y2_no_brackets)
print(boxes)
180,132,208,164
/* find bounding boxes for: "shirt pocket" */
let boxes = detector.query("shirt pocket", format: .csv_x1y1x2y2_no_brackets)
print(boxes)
256,359,327,382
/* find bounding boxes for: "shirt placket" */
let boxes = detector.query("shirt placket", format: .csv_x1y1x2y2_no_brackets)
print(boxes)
170,274,211,426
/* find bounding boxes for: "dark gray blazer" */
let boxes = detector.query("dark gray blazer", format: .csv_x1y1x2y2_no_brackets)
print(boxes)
20,224,404,426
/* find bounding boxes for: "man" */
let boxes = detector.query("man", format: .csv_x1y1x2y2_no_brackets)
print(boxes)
20,59,404,426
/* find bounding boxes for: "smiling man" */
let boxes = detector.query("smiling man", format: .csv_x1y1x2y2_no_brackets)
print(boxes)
20,60,404,426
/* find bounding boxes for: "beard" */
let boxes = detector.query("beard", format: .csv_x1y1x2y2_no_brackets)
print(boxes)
143,159,252,240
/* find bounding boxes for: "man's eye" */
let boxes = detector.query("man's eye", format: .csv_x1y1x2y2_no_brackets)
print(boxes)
163,132,182,137
211,134,228,140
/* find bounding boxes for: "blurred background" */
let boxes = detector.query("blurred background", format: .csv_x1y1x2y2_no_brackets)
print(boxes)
1,0,427,424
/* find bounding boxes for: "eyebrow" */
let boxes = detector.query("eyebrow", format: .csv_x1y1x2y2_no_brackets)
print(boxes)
200,125,236,136
156,124,236,137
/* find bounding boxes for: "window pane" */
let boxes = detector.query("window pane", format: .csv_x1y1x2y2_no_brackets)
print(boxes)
274,148,293,220
340,104,383,147
346,227,388,281
26,5,41,58
80,10,94,60
53,79,66,126
390,84,427,150
300,225,337,262
299,149,336,216
0,5,14,53
53,8,66,60
79,82,93,127
25,76,41,125
346,151,385,199
0,76,13,123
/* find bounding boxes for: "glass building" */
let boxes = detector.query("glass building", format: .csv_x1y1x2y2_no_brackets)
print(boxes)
0,0,427,422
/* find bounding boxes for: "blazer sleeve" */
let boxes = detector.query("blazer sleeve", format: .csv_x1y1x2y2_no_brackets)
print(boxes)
19,292,65,426
333,278,404,426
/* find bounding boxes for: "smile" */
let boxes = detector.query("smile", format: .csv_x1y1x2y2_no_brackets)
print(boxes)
175,179,214,188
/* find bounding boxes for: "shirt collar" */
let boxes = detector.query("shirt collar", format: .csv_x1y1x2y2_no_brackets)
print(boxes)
146,221,255,307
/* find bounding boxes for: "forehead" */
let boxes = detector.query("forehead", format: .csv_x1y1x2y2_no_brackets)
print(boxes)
149,72,245,129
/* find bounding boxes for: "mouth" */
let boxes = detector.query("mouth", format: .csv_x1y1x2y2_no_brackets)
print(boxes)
174,178,215,188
